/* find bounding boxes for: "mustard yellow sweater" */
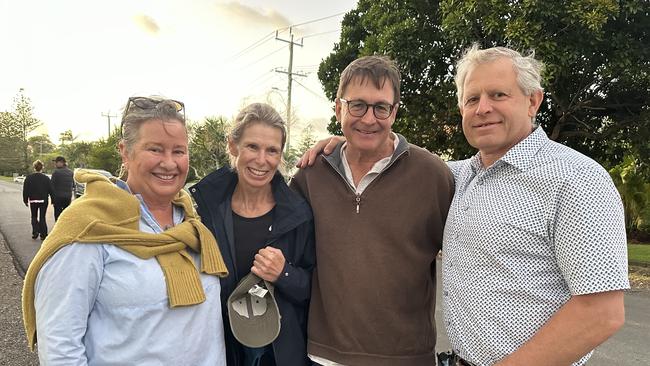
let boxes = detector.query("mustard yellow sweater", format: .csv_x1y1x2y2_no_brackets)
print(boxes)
22,169,228,350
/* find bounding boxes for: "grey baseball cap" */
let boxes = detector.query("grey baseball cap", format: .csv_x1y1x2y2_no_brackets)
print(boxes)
227,273,281,348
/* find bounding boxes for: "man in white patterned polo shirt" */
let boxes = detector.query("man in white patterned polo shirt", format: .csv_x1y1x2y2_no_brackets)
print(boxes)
441,44,629,366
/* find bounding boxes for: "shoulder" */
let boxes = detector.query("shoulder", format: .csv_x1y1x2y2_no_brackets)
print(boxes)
38,243,105,280
274,175,313,217
407,144,445,165
190,167,236,204
403,144,453,178
291,157,329,181
538,142,612,186
447,158,472,179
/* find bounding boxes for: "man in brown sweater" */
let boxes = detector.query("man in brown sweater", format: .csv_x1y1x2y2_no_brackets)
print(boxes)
290,55,454,366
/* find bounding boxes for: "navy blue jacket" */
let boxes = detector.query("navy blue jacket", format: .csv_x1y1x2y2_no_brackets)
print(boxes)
190,167,315,366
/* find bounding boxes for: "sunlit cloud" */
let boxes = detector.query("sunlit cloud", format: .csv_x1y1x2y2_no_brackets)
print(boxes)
133,14,160,35
215,2,291,28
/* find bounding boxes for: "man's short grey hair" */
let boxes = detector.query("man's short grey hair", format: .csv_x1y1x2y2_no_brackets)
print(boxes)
337,55,401,104
454,44,544,108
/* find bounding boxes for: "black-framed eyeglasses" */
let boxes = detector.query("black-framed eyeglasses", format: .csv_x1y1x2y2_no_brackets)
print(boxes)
339,98,397,120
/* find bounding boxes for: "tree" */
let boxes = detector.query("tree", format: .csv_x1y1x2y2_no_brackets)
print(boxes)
0,111,22,173
284,125,317,173
10,89,42,172
59,130,77,145
610,155,650,241
188,116,231,179
28,135,56,156
86,132,121,175
319,0,650,166
319,0,469,158
441,0,650,167
58,141,94,169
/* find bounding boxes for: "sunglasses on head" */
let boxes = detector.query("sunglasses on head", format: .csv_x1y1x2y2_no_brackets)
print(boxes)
125,96,184,114
121,96,185,134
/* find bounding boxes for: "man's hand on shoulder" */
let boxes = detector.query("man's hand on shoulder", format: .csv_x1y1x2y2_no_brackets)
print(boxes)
295,136,346,169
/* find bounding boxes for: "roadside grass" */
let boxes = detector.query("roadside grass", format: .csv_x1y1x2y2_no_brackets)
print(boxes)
628,244,650,290
0,176,14,182
628,244,650,264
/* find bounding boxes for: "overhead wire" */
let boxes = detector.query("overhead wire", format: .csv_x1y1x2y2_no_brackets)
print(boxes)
301,29,341,39
238,44,287,71
293,78,330,102
227,11,345,64
227,31,276,62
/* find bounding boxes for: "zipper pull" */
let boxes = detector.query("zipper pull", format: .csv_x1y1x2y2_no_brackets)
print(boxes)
356,195,360,214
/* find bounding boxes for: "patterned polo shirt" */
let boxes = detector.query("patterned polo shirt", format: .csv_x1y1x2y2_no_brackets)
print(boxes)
442,127,629,366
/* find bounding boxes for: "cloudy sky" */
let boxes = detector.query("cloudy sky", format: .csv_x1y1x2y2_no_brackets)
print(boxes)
0,0,357,143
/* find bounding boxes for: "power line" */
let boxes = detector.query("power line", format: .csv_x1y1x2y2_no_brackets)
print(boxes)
227,31,275,62
244,71,279,90
228,11,346,64
277,12,346,32
293,79,330,102
238,45,287,71
301,29,341,39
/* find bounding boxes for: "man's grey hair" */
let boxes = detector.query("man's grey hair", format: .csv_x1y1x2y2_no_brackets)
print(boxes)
454,44,544,108
337,55,401,104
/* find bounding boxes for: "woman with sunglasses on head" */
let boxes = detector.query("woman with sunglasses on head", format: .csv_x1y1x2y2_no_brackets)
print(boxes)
190,103,315,366
23,96,229,365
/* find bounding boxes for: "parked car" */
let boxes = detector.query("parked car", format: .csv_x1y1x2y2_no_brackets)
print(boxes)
74,169,114,197
13,175,26,184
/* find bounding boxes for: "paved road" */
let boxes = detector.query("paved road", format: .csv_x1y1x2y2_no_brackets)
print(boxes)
1,179,648,364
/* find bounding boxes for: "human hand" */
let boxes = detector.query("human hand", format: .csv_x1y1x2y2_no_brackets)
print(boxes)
295,135,346,168
251,246,286,282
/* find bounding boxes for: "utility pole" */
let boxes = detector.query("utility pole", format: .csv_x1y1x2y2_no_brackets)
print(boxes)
101,111,117,138
275,28,305,152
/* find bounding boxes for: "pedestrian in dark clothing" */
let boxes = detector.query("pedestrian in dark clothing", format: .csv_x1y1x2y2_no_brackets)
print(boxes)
50,156,74,221
190,103,315,366
22,160,53,240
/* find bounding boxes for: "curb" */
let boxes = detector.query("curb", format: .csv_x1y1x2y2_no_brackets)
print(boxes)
0,232,27,279
629,260,649,268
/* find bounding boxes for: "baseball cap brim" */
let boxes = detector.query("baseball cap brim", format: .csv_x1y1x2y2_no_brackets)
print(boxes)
227,273,281,348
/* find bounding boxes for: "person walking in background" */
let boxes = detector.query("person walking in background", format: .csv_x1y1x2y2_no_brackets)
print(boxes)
50,156,74,221
22,160,52,240
191,103,315,366
22,96,229,365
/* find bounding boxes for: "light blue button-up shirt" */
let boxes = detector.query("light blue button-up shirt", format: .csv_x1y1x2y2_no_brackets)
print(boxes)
35,181,226,365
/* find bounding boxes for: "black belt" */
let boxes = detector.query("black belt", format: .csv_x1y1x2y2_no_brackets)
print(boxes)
437,351,477,366
457,357,475,366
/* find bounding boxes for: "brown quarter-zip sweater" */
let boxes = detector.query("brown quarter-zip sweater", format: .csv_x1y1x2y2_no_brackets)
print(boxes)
290,134,454,366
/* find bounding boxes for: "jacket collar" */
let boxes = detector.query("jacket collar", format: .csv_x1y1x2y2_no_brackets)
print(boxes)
191,166,311,238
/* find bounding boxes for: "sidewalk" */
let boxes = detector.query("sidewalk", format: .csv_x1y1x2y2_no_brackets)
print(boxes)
0,235,39,366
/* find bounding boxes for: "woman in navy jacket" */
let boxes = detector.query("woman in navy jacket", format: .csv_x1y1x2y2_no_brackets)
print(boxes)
190,103,314,366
